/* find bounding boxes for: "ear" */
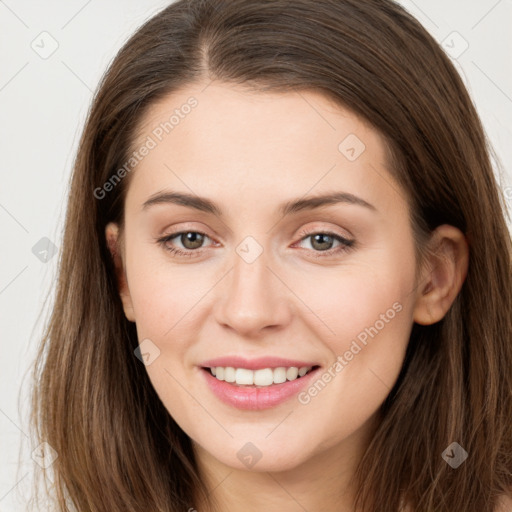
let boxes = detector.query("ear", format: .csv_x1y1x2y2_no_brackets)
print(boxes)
413,224,469,325
105,222,136,322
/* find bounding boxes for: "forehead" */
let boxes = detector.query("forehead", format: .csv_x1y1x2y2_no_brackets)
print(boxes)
125,81,402,216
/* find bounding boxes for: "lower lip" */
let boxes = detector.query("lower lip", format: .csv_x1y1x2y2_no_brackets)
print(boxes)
200,367,321,410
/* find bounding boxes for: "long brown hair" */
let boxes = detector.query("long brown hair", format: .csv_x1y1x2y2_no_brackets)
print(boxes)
28,0,512,510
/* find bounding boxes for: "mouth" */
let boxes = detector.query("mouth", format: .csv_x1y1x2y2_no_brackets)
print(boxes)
201,365,321,388
200,364,322,410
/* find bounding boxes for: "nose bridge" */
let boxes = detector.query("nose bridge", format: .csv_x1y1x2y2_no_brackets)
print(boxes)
214,237,291,335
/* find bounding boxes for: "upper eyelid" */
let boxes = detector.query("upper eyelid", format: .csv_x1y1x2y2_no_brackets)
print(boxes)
160,220,353,239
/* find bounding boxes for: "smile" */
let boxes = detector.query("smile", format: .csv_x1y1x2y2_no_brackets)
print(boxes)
206,365,316,387
199,365,321,410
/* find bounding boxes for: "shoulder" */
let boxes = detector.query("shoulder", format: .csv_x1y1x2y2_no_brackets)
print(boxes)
495,493,512,511
403,494,512,511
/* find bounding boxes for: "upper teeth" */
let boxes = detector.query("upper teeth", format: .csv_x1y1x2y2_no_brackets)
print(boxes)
210,366,313,386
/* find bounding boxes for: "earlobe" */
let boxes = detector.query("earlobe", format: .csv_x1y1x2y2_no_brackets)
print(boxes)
413,225,469,326
105,222,136,322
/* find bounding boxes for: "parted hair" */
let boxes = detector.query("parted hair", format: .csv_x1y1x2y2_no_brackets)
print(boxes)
29,1,512,510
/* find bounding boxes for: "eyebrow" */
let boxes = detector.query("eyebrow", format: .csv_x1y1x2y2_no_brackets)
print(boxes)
142,190,377,216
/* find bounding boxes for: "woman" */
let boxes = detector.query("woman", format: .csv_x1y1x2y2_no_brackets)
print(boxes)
29,0,512,510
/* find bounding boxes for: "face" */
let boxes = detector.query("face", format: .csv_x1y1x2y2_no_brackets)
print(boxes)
108,81,422,474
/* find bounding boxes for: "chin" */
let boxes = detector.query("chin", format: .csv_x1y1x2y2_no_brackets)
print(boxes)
205,438,314,473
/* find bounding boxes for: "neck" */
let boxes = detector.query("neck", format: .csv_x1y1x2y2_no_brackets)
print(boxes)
191,413,379,512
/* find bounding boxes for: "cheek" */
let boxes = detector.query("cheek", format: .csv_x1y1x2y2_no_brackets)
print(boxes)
125,239,211,333
125,248,204,424
300,255,414,349
294,279,414,447
296,246,416,407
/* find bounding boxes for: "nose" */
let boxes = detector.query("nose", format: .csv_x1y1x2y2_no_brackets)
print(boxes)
214,246,292,338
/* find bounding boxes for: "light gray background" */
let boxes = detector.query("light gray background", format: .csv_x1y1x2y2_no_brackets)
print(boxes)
1,1,511,510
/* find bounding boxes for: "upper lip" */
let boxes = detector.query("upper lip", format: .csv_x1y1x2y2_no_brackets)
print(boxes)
199,356,320,371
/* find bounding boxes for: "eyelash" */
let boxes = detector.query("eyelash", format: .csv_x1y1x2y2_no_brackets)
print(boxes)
156,228,355,259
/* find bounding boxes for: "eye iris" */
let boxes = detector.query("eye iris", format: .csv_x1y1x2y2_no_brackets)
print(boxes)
311,234,333,251
181,232,204,249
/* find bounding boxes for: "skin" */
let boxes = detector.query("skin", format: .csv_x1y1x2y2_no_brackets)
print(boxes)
106,81,469,512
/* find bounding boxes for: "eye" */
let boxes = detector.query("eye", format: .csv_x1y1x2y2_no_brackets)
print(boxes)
156,228,356,259
156,230,214,257
294,228,355,258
